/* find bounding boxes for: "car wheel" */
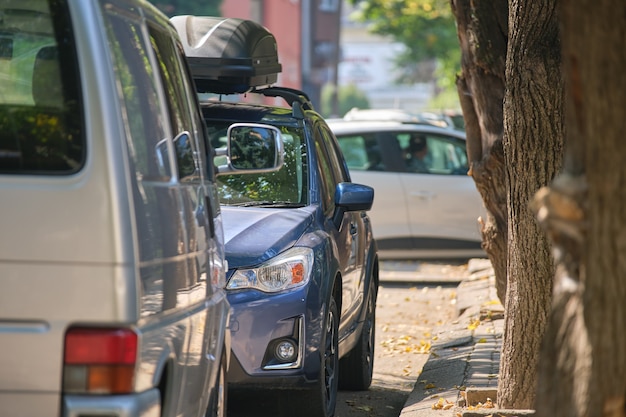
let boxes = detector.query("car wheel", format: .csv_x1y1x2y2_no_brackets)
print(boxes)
206,349,227,417
292,297,339,417
339,280,376,390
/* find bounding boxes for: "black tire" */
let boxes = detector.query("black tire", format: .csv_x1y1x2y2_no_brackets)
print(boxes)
287,297,339,417
339,281,376,390
206,350,228,417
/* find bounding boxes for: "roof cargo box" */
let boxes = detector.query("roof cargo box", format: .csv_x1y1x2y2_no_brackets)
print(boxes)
171,15,282,94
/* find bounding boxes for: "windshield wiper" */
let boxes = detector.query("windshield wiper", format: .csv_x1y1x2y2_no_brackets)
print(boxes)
226,201,305,208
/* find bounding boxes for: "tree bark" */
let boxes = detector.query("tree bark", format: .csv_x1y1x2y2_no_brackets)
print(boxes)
497,0,563,409
451,0,509,304
533,1,626,416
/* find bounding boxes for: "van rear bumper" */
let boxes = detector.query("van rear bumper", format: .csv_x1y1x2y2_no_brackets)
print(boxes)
63,389,160,417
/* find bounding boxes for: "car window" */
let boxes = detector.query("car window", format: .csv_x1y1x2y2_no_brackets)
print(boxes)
313,125,337,215
104,7,170,181
0,0,84,174
206,121,308,206
400,133,469,175
148,25,204,183
319,123,351,182
336,133,385,172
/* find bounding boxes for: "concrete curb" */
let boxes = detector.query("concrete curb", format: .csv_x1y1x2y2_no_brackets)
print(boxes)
399,260,507,417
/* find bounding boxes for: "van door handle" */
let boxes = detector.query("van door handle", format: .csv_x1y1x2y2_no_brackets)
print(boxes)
205,196,215,238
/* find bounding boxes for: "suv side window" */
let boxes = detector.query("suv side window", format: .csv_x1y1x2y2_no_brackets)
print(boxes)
313,125,335,215
319,124,351,182
0,1,84,174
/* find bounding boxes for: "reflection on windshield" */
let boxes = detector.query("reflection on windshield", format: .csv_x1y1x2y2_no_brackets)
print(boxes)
207,123,308,206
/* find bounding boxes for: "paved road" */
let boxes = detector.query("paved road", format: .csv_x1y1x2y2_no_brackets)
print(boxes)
334,261,465,417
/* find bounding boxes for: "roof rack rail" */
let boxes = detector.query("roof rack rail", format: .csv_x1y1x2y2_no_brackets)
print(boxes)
256,86,314,111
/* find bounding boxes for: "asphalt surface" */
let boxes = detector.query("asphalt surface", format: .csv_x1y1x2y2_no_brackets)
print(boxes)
391,258,518,417
336,263,462,417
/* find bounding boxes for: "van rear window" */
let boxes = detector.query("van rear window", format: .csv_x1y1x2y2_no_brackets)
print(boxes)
0,0,84,175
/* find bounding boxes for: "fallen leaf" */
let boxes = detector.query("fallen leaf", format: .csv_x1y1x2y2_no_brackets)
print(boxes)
431,397,445,409
467,318,480,330
431,397,454,410
356,405,373,412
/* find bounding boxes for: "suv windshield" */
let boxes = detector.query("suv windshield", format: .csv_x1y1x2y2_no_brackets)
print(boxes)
207,122,309,207
0,0,84,174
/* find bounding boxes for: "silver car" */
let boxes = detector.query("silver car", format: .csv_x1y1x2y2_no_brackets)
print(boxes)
328,119,486,260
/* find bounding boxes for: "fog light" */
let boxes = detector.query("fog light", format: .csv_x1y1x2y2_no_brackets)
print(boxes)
275,340,297,362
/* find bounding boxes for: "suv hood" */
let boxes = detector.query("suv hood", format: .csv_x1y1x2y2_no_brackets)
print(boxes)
221,206,314,269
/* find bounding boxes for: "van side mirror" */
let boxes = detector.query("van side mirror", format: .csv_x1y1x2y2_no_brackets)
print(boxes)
216,123,284,175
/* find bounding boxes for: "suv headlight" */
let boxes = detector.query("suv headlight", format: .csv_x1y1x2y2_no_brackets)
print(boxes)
227,247,313,293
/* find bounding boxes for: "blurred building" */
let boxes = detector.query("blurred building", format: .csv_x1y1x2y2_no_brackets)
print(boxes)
338,2,433,112
220,1,433,114
221,0,342,109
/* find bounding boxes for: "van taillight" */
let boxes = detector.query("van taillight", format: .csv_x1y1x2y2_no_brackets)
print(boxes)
63,328,137,394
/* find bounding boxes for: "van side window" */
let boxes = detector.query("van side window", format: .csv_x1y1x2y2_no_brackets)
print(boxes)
0,1,84,174
103,9,170,181
148,26,203,183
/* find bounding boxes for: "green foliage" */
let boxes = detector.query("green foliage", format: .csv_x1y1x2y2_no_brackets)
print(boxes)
320,83,370,118
348,0,460,87
427,86,460,111
146,0,222,17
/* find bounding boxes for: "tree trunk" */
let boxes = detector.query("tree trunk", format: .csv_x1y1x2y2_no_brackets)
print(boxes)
451,0,509,304
498,0,563,409
533,1,626,416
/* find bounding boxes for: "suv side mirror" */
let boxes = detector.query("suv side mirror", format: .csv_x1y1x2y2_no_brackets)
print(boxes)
216,123,284,175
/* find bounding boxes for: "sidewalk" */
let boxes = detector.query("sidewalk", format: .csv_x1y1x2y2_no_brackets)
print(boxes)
399,259,515,417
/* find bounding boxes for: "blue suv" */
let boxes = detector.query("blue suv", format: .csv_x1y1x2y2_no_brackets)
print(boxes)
172,15,380,417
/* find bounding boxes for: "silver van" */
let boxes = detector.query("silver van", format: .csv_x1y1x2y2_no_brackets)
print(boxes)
0,0,245,416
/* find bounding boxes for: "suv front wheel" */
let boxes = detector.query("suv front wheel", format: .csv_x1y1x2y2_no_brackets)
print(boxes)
339,278,377,390
286,297,339,417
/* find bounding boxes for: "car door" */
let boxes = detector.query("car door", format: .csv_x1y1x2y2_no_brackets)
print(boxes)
314,122,364,334
395,131,484,251
335,131,411,254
